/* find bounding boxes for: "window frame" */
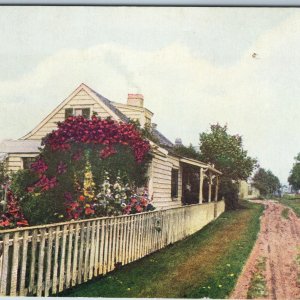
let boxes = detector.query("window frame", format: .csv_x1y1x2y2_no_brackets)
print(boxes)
64,107,91,119
22,157,37,170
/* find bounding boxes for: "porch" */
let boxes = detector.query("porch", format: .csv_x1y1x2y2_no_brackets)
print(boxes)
180,157,222,206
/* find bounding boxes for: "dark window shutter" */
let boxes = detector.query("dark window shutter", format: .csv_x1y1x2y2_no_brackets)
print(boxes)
171,169,179,198
65,108,73,119
82,108,91,119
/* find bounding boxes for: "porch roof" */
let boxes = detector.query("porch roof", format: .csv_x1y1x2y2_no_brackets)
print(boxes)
179,156,222,175
0,139,41,154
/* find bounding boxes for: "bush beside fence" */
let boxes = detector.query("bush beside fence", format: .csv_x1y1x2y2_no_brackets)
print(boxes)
0,200,225,297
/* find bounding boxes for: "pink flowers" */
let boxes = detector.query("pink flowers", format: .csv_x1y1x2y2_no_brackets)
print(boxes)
28,175,57,192
0,189,29,229
72,150,83,161
100,146,117,159
43,116,150,162
122,189,153,215
30,158,48,174
57,161,67,174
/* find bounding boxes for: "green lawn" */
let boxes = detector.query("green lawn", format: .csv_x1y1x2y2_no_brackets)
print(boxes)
60,200,264,298
278,197,300,217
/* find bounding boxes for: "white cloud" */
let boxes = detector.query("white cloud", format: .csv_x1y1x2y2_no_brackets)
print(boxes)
1,11,300,184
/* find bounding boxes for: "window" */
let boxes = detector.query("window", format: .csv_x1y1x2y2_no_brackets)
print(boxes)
22,157,36,170
248,185,253,195
65,108,73,119
65,108,90,119
171,169,179,198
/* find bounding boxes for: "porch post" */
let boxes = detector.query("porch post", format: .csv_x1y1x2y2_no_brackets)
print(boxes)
214,175,219,201
208,171,212,203
199,167,204,204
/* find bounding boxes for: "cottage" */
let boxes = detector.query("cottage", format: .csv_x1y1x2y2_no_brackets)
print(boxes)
0,83,221,208
239,180,260,199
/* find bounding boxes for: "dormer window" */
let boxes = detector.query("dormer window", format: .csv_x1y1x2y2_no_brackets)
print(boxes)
65,108,91,119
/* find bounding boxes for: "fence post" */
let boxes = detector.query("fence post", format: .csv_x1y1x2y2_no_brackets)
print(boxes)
37,229,46,296
10,232,20,296
45,227,54,296
19,230,29,296
0,233,9,296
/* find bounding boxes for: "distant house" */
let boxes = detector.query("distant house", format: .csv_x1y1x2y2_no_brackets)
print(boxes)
0,83,221,209
239,180,260,199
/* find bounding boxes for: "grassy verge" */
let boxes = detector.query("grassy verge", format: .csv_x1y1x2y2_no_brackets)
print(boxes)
296,247,300,288
281,207,290,219
60,200,264,299
278,198,300,217
247,256,268,299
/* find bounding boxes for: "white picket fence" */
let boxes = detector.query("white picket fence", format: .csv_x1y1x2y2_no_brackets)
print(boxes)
0,200,225,297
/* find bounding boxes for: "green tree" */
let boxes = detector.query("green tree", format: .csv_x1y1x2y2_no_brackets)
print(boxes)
199,124,257,209
172,144,202,161
288,153,300,191
252,168,281,196
0,159,8,185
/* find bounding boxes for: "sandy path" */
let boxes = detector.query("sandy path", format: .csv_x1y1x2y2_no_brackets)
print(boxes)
231,200,300,299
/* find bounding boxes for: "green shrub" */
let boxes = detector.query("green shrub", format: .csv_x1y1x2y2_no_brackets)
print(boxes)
218,177,239,210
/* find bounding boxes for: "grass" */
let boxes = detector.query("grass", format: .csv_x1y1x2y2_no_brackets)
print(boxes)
247,256,268,299
281,207,290,219
296,247,300,288
278,197,300,217
60,200,264,299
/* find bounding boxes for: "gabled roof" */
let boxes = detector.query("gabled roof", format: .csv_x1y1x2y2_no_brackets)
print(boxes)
21,83,126,140
22,83,174,149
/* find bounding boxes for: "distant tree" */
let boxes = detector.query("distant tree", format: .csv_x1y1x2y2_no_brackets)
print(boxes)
288,153,300,191
199,124,257,180
252,168,281,196
172,144,202,161
199,124,258,209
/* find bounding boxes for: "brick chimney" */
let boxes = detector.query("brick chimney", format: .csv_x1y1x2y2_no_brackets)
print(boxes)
127,94,144,107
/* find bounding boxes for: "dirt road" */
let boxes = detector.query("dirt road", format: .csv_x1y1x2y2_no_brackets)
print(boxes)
231,200,300,299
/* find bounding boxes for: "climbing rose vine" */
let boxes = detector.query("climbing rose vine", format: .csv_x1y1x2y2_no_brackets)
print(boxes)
43,115,150,162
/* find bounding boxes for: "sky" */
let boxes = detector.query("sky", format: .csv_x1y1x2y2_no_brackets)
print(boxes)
0,6,299,184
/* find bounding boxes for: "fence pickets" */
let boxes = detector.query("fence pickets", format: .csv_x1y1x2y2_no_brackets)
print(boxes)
0,200,225,297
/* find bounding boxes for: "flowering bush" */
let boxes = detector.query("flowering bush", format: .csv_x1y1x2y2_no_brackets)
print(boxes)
8,116,153,226
44,115,150,162
64,169,155,221
0,181,28,229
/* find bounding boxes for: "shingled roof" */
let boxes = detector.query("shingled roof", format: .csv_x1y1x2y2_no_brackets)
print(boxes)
88,86,130,123
88,85,174,148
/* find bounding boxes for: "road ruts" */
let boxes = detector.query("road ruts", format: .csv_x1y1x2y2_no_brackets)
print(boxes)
231,200,300,299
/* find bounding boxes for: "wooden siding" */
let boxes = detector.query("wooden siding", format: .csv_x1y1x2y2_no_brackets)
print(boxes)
6,155,23,172
6,154,39,172
114,103,151,127
151,154,182,209
26,90,112,140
